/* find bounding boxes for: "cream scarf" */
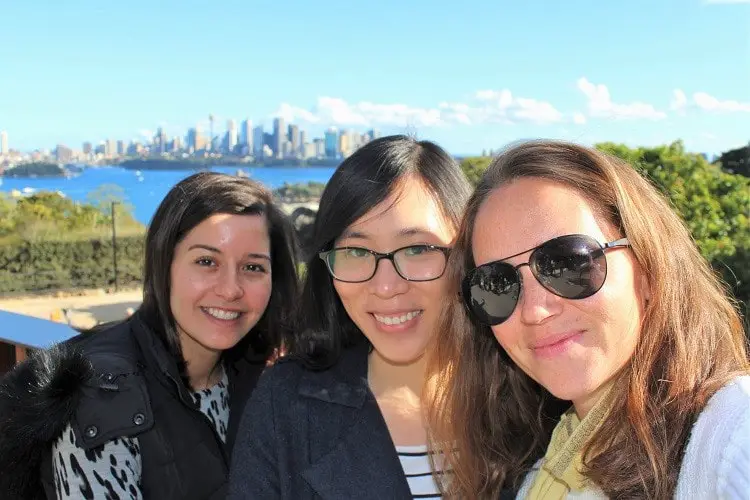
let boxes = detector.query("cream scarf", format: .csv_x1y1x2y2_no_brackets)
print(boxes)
525,391,613,499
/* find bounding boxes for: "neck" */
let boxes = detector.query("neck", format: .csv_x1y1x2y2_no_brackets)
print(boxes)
367,350,427,402
572,379,615,419
180,339,222,391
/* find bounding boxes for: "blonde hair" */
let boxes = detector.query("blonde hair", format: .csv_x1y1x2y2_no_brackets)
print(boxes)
427,140,749,499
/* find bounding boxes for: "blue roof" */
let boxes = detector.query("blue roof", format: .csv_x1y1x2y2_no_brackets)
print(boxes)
0,309,79,349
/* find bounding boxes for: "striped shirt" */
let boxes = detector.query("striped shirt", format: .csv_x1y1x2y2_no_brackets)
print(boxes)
396,444,443,499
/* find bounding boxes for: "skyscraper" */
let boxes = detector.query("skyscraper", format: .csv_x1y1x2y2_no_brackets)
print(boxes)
324,127,339,158
227,119,238,153
273,117,285,158
287,124,299,156
0,131,8,155
241,119,253,148
252,126,264,157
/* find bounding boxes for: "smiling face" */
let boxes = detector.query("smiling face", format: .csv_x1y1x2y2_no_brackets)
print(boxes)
169,213,272,365
471,177,649,416
332,177,455,366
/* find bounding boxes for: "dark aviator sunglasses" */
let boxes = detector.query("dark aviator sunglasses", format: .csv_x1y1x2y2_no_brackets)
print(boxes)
461,234,630,326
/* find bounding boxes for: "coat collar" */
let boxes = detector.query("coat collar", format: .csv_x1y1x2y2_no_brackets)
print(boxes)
295,341,413,499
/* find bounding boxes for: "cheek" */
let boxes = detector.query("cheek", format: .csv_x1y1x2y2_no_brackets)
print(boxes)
333,281,360,314
246,279,273,311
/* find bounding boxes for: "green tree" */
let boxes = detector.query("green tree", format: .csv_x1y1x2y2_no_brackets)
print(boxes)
459,156,492,186
596,141,750,319
86,184,135,219
716,144,749,178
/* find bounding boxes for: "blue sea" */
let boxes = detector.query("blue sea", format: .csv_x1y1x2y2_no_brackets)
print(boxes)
0,165,337,224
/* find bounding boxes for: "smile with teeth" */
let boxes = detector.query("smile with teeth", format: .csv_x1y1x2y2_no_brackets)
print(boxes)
373,310,422,325
203,307,243,321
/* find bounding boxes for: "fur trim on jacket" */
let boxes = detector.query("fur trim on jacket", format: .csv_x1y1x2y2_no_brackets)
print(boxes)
0,342,93,500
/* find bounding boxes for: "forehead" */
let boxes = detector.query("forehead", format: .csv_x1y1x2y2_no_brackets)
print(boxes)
472,177,612,264
339,177,453,244
182,213,270,249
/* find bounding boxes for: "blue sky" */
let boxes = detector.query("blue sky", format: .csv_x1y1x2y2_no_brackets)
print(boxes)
1,0,748,156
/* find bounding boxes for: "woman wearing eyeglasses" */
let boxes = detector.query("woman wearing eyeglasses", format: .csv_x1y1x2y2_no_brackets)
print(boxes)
228,135,472,499
427,140,750,499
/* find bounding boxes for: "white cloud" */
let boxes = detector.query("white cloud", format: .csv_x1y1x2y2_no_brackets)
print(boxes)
670,89,688,113
274,103,321,124
472,89,564,124
693,92,750,112
273,90,564,128
577,77,667,120
573,112,587,125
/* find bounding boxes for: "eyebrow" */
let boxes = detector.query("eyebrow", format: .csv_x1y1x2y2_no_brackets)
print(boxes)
339,227,438,241
187,244,271,261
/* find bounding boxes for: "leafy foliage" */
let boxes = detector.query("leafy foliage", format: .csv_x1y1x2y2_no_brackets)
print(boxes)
716,144,749,178
0,237,145,293
273,181,326,202
0,190,143,244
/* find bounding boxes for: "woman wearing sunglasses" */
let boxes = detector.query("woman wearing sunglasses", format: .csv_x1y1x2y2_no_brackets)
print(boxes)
228,135,472,499
427,140,750,499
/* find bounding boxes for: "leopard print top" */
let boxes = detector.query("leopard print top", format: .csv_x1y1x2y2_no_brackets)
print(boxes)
52,369,230,500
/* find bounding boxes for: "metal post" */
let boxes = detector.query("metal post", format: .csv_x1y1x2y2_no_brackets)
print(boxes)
111,201,119,292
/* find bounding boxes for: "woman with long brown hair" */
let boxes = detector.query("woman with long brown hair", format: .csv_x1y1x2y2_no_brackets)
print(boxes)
427,140,750,499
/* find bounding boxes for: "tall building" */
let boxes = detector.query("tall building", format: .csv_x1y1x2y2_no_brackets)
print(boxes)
252,126,264,157
82,142,93,155
339,131,351,159
117,140,126,156
273,117,285,158
241,119,253,148
314,138,325,158
0,131,8,155
324,127,339,158
187,128,198,151
287,124,299,156
227,120,238,153
106,139,117,158
55,144,73,163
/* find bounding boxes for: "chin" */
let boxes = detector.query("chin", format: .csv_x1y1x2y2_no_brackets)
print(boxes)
373,346,427,366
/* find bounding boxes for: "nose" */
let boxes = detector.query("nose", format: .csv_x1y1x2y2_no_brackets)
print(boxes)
367,258,409,299
517,267,563,325
215,267,244,301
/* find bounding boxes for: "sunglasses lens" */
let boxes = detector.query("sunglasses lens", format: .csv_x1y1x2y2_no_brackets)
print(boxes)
462,262,520,325
532,235,606,299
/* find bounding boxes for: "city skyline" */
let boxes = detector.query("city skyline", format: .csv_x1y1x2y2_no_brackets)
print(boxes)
0,116,383,163
1,0,749,156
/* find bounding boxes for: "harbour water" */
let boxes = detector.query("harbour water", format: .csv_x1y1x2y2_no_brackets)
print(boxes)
0,165,337,224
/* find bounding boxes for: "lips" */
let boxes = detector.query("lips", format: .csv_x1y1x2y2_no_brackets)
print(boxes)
532,331,584,350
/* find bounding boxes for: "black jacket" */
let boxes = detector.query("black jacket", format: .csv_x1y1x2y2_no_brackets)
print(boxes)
227,341,416,499
0,312,267,500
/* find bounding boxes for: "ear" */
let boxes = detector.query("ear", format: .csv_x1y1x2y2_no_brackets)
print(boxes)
639,272,652,303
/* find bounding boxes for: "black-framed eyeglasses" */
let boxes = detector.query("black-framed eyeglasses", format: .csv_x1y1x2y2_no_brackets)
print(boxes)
461,234,630,326
319,244,451,283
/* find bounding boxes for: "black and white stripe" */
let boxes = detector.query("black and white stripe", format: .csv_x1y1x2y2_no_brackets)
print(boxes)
396,445,443,499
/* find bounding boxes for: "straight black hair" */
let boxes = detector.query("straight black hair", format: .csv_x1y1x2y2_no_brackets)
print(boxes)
138,172,298,378
287,135,472,369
